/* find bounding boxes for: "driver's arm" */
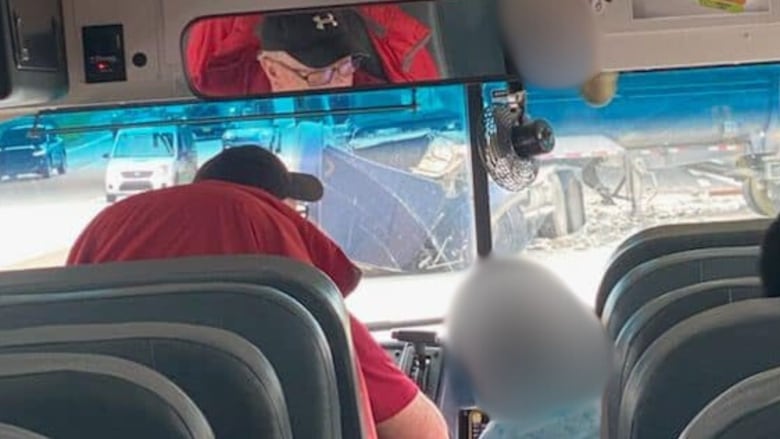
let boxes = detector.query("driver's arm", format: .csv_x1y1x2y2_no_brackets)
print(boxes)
376,392,449,439
351,316,449,439
299,220,448,437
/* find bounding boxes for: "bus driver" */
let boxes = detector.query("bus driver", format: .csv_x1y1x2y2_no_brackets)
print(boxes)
67,145,449,439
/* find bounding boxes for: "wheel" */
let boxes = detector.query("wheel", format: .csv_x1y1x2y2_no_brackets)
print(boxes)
742,177,779,217
540,173,568,238
57,153,67,175
39,157,53,179
561,170,587,233
106,194,117,203
539,170,587,238
492,199,531,255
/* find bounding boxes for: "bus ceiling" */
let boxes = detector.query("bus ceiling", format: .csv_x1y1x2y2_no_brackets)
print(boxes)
0,0,780,115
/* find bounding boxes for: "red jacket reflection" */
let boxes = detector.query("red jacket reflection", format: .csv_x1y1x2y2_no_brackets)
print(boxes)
185,5,441,96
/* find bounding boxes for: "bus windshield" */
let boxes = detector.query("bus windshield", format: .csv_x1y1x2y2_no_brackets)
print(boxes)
0,63,771,328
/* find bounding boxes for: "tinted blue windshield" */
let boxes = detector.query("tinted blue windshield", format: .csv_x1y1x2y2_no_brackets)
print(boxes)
0,64,773,324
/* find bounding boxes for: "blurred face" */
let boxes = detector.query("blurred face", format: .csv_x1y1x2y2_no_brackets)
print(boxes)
259,51,356,93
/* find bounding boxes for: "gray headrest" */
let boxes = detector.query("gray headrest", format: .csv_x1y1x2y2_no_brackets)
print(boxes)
0,255,360,439
603,246,760,338
681,366,780,439
620,298,780,439
0,423,48,439
0,353,214,439
0,322,292,439
604,277,762,439
597,218,770,315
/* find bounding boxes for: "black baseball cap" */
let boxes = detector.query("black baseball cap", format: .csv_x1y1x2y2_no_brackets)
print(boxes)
195,145,324,202
259,9,358,69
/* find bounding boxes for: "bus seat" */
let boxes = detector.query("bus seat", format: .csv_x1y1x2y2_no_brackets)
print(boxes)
596,219,770,316
681,366,780,439
0,353,213,439
0,423,48,439
618,298,780,439
602,246,760,340
0,323,292,439
0,259,348,439
603,277,762,439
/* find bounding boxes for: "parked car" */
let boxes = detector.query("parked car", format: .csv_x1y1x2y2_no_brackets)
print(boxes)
0,124,66,179
104,126,197,202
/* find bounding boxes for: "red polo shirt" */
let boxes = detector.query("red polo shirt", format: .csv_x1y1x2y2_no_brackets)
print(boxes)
67,180,419,435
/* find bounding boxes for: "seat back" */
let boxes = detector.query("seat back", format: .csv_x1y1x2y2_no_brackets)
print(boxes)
681,366,780,439
596,219,770,316
0,423,48,439
603,277,762,439
0,257,348,439
619,299,780,439
602,246,759,339
0,323,292,439
0,353,213,439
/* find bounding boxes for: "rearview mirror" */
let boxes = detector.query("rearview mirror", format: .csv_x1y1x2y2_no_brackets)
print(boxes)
182,0,515,99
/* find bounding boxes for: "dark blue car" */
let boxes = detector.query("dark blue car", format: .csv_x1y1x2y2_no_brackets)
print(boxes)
0,124,66,179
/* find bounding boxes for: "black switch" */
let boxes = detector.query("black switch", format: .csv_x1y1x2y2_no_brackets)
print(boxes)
82,24,126,83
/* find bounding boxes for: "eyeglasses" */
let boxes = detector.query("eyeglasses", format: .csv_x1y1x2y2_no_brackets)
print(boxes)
263,54,366,87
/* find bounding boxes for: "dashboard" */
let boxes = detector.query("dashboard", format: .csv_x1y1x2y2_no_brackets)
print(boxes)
381,331,490,438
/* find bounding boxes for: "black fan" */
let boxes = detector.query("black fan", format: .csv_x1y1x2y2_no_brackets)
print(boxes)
480,104,554,192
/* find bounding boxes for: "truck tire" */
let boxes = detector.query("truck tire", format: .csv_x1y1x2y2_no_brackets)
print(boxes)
540,170,586,238
39,157,53,179
57,153,67,175
492,199,531,255
742,177,779,217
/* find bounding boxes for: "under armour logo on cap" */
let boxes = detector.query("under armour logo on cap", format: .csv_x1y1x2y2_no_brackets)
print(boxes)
312,13,339,30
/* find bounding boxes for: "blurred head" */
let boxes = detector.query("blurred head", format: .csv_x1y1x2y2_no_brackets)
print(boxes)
760,216,780,296
258,10,361,92
195,145,324,203
447,257,612,426
498,0,601,88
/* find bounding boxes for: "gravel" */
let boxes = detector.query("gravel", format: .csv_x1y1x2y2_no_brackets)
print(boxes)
526,188,759,254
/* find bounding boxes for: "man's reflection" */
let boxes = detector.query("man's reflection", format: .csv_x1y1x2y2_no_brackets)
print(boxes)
185,5,441,97
258,11,369,92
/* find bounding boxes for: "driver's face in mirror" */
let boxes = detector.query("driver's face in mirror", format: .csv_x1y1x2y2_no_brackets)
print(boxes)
257,11,361,93
259,52,357,92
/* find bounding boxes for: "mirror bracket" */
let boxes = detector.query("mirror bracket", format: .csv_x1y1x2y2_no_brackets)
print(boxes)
489,88,526,113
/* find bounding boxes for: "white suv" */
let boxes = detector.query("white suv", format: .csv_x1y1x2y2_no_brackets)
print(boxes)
104,126,197,202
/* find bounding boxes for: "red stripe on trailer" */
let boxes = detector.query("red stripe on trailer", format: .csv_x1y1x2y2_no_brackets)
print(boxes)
709,187,742,196
707,144,742,152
